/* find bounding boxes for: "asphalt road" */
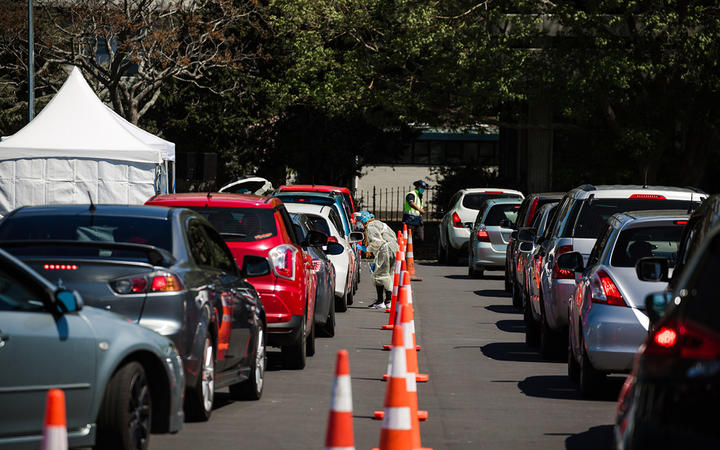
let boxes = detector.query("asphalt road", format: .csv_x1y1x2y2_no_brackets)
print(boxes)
152,261,622,450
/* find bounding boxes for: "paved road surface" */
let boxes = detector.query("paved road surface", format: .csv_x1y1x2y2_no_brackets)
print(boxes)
152,262,621,449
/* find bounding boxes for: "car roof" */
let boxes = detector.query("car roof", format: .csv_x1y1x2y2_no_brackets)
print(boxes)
459,188,524,196
146,192,280,208
8,204,175,220
609,209,690,228
485,197,523,206
278,185,351,194
567,185,705,200
283,202,331,217
526,192,564,200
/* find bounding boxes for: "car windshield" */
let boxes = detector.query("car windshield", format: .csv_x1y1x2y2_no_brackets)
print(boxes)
463,193,521,210
610,225,683,268
484,204,520,226
572,199,699,238
0,214,173,258
190,207,276,242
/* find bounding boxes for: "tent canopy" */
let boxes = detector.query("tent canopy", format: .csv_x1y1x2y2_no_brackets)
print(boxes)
0,67,172,164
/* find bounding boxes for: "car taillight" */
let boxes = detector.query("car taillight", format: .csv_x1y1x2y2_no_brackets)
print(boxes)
646,320,720,359
43,264,78,270
452,212,463,228
674,220,688,225
312,260,322,271
327,236,338,243
589,269,627,306
269,244,297,280
111,273,183,294
526,198,539,226
629,194,666,199
552,245,575,279
476,227,490,242
485,190,503,193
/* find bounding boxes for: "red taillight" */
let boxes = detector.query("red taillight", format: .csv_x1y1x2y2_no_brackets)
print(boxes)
132,277,148,293
590,269,627,306
674,220,688,225
327,236,338,243
269,244,297,280
485,190,503,193
452,212,463,228
653,327,677,348
629,194,666,199
552,245,575,279
111,273,182,294
526,198,539,226
646,320,720,360
476,228,490,242
43,264,78,270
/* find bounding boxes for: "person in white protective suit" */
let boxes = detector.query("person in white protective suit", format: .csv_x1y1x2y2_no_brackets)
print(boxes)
357,211,399,309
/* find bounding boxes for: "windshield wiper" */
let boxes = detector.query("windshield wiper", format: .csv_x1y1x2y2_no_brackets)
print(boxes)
220,232,247,238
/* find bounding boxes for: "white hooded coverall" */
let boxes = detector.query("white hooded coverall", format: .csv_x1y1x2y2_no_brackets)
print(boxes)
365,219,399,291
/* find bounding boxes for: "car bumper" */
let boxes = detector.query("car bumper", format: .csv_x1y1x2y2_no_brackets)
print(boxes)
471,241,507,267
266,314,304,347
448,227,470,250
583,304,648,372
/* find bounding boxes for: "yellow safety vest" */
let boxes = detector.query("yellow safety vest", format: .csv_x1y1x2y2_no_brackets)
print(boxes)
403,190,423,216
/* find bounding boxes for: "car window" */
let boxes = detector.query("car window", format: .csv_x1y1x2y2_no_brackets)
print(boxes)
447,193,461,210
0,267,46,312
541,206,560,240
188,220,213,267
530,205,546,228
306,214,332,236
328,210,345,237
610,225,683,268
463,193,520,210
587,223,613,267
559,198,583,238
550,196,573,237
276,205,301,245
191,207,277,242
202,225,237,273
484,204,520,226
681,233,720,333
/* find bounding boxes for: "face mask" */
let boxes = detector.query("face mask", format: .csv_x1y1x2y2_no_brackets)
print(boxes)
418,188,424,194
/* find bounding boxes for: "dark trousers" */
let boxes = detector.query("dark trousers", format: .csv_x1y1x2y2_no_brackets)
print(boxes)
402,213,424,242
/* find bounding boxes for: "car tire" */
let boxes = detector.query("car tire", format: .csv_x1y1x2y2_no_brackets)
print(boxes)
281,318,307,370
318,298,336,337
512,282,523,310
306,320,316,357
346,284,354,306
568,337,580,384
96,362,152,450
539,301,560,360
579,340,605,398
446,243,458,266
468,264,483,279
335,290,348,313
229,325,265,401
524,295,540,347
504,266,512,293
437,238,447,264
185,334,215,422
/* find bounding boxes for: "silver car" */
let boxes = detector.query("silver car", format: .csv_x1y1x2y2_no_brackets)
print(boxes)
467,198,522,278
560,210,689,397
0,249,183,450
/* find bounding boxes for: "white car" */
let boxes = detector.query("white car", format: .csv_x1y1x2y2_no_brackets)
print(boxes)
283,202,360,312
219,176,274,195
438,188,524,264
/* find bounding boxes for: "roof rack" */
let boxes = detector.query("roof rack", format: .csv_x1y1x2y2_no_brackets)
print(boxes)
576,184,596,191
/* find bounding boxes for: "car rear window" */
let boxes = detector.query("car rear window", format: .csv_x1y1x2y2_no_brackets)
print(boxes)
191,207,277,242
463,193,521,210
0,214,173,252
484,204,521,226
571,199,699,238
305,214,332,236
610,225,683,268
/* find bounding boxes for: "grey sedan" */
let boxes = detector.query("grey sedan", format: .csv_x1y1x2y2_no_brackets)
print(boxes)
468,198,522,278
0,248,183,450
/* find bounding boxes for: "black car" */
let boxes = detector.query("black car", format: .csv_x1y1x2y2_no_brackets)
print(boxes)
0,205,267,422
616,195,719,448
290,212,341,338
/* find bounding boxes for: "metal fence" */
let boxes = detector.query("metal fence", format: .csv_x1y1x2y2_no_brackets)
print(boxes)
355,186,439,222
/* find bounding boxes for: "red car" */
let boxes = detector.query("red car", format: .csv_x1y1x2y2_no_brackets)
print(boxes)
146,193,318,369
277,185,357,226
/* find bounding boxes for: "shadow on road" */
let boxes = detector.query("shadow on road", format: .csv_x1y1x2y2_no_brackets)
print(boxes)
565,425,614,450
474,289,511,298
496,319,525,333
485,304,520,314
444,274,470,279
481,342,550,363
518,375,624,401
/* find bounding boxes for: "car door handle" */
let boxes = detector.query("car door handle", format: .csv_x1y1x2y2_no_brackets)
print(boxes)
0,330,9,349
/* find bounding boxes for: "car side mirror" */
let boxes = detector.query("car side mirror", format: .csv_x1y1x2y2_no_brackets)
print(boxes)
635,257,669,282
243,255,271,277
645,291,673,325
517,228,535,242
348,232,364,243
304,230,328,247
55,289,83,313
519,241,533,252
557,251,584,272
324,242,345,256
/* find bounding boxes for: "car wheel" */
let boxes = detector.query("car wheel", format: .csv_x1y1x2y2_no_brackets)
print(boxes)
185,335,214,422
437,237,447,264
504,266,512,293
539,301,560,360
305,320,316,357
579,340,605,398
335,289,348,313
568,336,580,384
281,317,307,370
524,295,540,347
96,362,151,450
512,282,523,310
318,297,336,337
446,243,458,265
346,284,354,306
229,325,265,401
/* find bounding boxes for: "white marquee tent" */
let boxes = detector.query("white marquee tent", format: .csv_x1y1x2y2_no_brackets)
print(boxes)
0,67,175,215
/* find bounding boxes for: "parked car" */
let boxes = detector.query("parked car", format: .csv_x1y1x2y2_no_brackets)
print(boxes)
505,192,564,307
438,188,524,265
145,193,314,370
615,217,720,448
0,248,184,450
534,185,705,359
467,198,522,278
0,204,267,421
277,185,358,227
519,202,559,346
283,202,363,312
275,191,360,300
289,212,341,337
558,210,689,397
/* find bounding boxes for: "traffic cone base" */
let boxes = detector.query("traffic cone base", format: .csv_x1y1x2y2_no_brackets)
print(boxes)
373,409,428,422
383,344,420,351
411,275,423,281
381,372,428,382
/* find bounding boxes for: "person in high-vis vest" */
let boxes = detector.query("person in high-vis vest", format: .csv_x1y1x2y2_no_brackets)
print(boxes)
403,180,428,242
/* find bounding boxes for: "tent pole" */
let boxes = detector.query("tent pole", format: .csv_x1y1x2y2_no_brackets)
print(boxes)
172,161,176,193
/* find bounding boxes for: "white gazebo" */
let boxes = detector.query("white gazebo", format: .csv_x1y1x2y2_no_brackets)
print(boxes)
0,66,175,215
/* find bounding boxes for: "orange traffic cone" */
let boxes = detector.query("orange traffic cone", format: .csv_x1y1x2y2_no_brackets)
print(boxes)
383,275,428,381
407,230,423,281
403,224,408,241
325,350,355,450
41,389,68,450
384,272,421,351
372,309,431,450
382,251,403,329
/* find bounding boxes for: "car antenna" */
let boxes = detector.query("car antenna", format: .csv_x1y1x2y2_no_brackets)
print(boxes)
88,191,96,212
688,192,694,214
643,167,648,188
